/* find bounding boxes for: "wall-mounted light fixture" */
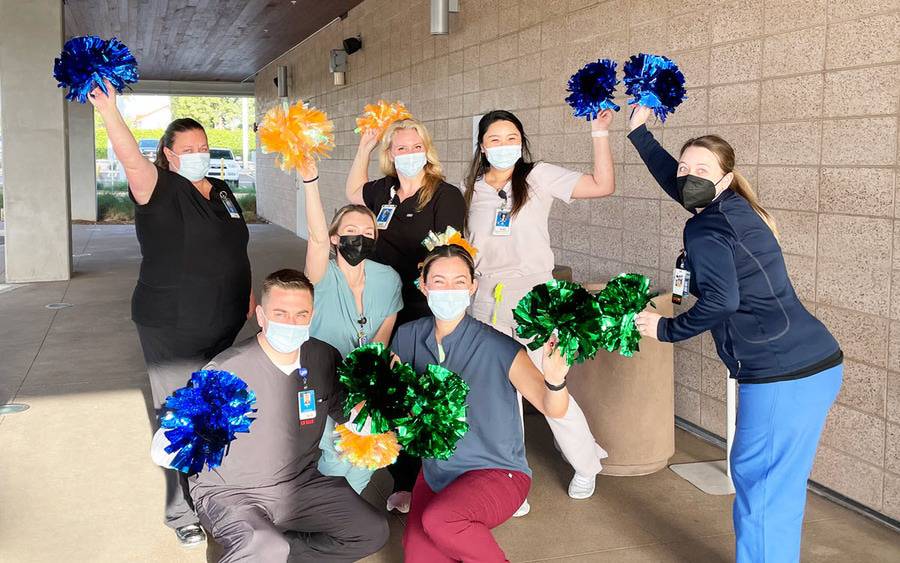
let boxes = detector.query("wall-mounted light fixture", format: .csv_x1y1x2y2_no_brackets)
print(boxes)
274,65,288,98
430,0,459,35
330,36,362,86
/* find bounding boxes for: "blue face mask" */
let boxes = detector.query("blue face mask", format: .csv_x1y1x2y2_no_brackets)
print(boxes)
394,152,427,177
174,152,210,181
427,289,471,321
485,145,522,170
263,313,311,353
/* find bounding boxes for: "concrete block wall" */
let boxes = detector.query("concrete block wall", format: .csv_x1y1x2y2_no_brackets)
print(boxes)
255,0,900,517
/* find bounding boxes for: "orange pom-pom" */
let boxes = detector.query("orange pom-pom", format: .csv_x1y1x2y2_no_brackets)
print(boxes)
259,102,335,172
354,100,412,138
333,424,401,470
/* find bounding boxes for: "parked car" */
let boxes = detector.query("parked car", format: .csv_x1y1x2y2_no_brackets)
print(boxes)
138,139,159,161
208,148,240,187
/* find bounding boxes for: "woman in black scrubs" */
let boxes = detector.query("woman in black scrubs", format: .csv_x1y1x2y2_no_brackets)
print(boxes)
345,118,465,513
346,119,466,326
89,81,253,547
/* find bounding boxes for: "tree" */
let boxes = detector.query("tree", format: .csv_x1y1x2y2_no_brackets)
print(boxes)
171,96,254,129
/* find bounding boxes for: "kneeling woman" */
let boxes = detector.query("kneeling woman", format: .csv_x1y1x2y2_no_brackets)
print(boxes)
299,160,404,494
392,242,571,562
628,106,842,563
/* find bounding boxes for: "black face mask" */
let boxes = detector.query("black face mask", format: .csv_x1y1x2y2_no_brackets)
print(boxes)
676,174,724,211
338,235,376,266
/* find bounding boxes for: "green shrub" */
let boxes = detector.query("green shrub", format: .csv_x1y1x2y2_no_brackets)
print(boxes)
97,193,134,222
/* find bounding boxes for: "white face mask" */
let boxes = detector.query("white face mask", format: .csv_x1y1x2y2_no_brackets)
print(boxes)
426,289,471,321
394,152,427,178
485,145,522,170
262,312,310,353
173,151,210,181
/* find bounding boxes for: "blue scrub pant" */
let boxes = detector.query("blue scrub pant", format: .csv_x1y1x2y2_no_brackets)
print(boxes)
731,364,842,562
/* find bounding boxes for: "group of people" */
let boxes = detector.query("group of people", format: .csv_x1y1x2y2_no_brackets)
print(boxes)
91,76,843,563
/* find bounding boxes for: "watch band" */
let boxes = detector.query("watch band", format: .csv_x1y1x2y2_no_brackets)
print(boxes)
544,378,567,391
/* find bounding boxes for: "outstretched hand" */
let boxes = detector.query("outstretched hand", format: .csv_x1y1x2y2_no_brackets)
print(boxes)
542,335,570,386
86,79,117,114
591,109,615,132
628,105,654,132
357,129,379,154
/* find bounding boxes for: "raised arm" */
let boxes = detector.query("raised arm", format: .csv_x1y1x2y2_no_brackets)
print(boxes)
88,80,158,205
508,344,570,419
626,106,681,203
301,161,332,285
346,130,379,205
571,109,616,199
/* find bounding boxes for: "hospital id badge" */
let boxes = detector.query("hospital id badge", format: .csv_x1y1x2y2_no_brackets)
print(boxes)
376,204,397,229
672,267,691,305
219,191,241,219
298,389,316,423
492,208,511,236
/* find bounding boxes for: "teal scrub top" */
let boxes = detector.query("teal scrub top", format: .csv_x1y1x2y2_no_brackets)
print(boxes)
310,259,403,357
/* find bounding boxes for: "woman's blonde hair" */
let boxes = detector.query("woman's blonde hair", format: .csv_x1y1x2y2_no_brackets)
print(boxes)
681,135,779,238
327,204,378,252
379,118,445,211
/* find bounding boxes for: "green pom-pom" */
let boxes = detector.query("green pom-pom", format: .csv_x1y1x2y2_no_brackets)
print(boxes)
338,343,417,434
595,273,657,357
396,364,470,461
513,280,606,365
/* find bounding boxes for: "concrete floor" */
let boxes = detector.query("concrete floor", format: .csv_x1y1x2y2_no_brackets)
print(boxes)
0,224,897,562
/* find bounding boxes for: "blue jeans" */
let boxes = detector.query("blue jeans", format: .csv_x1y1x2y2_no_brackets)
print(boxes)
731,364,842,562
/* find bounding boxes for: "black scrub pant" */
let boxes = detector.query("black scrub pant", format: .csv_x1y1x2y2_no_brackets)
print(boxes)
194,468,389,563
388,301,431,494
136,320,245,529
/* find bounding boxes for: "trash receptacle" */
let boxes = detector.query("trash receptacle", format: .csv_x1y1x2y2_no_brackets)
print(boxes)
566,287,675,476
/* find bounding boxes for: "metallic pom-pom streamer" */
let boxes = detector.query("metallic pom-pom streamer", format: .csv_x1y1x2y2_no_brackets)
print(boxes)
53,35,139,103
565,59,621,120
258,102,335,172
160,370,256,475
354,100,412,138
339,343,418,435
595,273,657,357
623,53,687,122
333,425,401,470
396,364,470,461
514,280,606,366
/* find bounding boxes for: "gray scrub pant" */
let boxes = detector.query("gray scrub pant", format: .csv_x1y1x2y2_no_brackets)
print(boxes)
193,468,389,563
137,322,244,529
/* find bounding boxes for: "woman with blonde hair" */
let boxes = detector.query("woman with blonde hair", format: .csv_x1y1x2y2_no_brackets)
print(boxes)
347,118,466,326
299,160,403,494
628,105,842,563
346,117,465,512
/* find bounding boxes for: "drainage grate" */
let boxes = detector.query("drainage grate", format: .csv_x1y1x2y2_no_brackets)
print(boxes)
45,303,74,310
0,403,30,415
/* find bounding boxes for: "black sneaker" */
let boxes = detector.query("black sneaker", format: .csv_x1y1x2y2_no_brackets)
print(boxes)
175,524,206,548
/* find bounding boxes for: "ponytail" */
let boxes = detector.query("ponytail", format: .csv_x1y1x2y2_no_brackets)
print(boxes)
730,170,779,239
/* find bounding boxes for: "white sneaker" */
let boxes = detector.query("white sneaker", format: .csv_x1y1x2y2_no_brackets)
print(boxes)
386,491,412,514
568,473,596,499
512,499,530,517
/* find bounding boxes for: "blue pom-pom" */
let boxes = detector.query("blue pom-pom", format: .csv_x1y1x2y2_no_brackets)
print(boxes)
623,53,687,122
53,35,139,103
160,370,257,475
565,59,621,120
